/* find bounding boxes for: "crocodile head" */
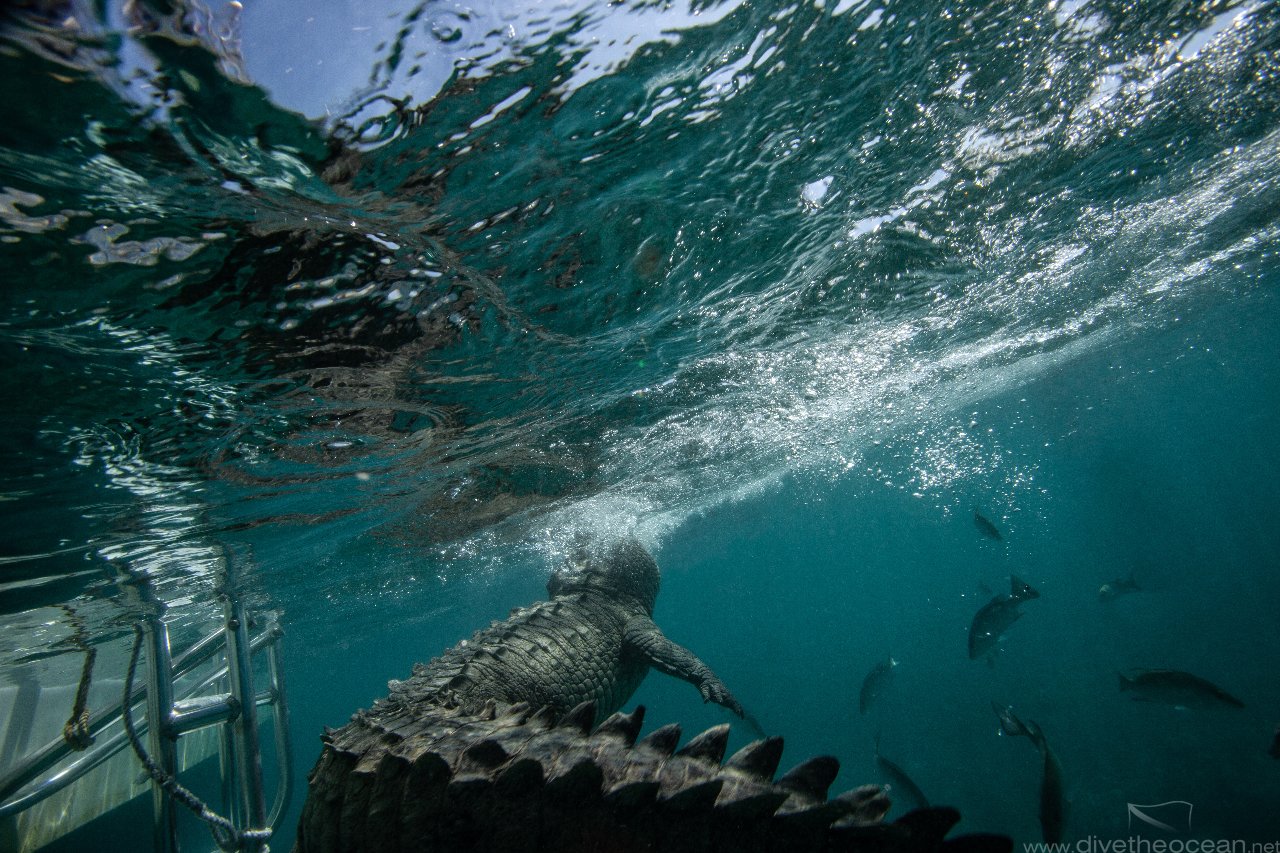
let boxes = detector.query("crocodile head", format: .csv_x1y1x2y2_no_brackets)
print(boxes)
547,536,660,615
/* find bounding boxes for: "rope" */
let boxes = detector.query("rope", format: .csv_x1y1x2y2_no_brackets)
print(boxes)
58,604,98,750
122,624,273,852
62,645,96,750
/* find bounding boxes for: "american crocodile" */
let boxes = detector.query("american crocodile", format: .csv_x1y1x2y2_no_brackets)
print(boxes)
297,538,1009,853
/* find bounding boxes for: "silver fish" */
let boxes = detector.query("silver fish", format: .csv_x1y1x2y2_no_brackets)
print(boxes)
740,709,767,739
859,655,898,714
993,703,1066,844
874,734,929,811
1118,669,1244,710
968,576,1040,660
1098,573,1141,602
973,509,1003,541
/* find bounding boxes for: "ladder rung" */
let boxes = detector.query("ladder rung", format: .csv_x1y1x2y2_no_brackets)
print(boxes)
169,693,238,736
0,612,291,853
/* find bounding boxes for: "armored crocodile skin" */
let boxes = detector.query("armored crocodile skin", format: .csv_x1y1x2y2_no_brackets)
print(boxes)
373,538,745,727
296,539,1011,853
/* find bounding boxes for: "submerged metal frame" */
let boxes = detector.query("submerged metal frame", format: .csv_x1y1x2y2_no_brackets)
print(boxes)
0,607,293,853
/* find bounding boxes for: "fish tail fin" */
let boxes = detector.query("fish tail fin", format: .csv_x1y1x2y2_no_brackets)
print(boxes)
1010,575,1040,600
1025,719,1044,742
1118,672,1132,692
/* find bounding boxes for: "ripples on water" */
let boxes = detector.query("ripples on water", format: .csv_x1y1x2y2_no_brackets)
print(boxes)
0,0,1277,833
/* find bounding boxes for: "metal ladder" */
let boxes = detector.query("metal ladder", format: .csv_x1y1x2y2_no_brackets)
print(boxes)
0,599,292,853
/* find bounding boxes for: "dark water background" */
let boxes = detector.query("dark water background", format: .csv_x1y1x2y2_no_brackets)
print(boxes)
2,0,1279,849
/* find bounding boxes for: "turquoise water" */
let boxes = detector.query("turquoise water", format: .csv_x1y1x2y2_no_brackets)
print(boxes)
2,0,1279,849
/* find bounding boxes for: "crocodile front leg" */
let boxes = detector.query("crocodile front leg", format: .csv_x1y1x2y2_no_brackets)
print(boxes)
624,616,745,716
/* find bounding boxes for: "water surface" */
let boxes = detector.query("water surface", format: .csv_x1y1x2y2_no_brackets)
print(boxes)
2,0,1278,848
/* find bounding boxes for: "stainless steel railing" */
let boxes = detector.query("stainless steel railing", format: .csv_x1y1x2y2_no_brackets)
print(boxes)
0,607,292,853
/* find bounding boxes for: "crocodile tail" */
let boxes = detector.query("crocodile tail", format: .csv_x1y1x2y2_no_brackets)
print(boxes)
299,700,1010,853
